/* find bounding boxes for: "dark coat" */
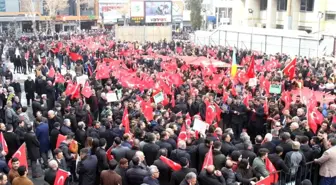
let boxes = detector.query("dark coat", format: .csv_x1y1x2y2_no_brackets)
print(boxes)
35,123,50,153
50,128,60,151
32,100,42,117
278,141,293,159
95,147,109,173
0,160,9,173
126,165,150,185
143,142,160,166
240,149,257,166
14,127,26,145
198,170,226,185
213,150,226,170
111,145,130,162
75,129,86,150
143,176,160,185
221,167,236,185
268,153,289,173
24,131,41,160
156,140,173,156
170,148,191,164
24,79,35,98
261,141,276,154
59,142,75,166
54,158,67,171
77,155,98,185
221,141,236,156
3,131,20,162
115,165,127,185
300,144,314,162
44,168,57,185
60,125,72,135
153,158,171,185
197,143,211,171
64,113,77,132
170,167,197,185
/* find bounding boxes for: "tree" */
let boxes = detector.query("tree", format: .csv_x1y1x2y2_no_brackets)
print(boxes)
20,0,39,37
189,0,202,30
43,0,69,33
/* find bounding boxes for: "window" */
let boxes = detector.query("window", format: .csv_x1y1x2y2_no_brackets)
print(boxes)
276,24,284,29
260,0,267,11
300,0,314,11
325,13,336,20
277,0,287,11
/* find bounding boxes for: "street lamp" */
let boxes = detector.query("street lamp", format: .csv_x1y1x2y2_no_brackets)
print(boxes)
249,9,254,51
317,11,324,57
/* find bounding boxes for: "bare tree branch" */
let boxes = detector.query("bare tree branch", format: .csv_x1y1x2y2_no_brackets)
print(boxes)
44,0,69,17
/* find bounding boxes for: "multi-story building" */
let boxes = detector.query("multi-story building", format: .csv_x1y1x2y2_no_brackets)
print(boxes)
206,0,336,33
0,0,99,33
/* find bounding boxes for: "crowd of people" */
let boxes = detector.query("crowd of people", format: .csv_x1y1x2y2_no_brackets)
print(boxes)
0,32,334,185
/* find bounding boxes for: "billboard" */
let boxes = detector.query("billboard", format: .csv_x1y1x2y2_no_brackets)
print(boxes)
145,1,172,23
172,0,184,22
99,0,128,24
130,1,145,24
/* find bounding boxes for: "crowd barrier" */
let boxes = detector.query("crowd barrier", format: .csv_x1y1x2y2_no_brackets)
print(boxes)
256,161,317,185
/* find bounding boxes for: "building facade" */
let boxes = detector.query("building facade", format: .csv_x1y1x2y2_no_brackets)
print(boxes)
0,0,98,33
207,0,336,33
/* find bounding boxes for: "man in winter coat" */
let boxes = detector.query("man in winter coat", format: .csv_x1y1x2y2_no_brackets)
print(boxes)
77,148,98,185
24,76,35,106
35,117,50,169
24,125,42,178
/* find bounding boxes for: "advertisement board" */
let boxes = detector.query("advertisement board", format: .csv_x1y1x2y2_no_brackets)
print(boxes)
99,0,128,24
172,0,184,22
145,1,172,23
130,1,145,24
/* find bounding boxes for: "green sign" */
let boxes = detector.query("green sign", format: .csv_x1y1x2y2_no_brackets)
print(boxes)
270,84,281,94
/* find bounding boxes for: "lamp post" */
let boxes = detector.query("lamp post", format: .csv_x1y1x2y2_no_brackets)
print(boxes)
249,8,253,51
317,11,324,58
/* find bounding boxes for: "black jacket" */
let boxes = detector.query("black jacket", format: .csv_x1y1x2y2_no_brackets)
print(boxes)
126,165,150,185
268,153,289,173
24,79,35,97
198,170,226,185
75,129,86,150
221,141,236,156
170,148,191,164
300,144,314,162
77,155,98,185
156,140,173,156
59,142,74,166
50,128,60,151
213,150,226,170
260,141,276,154
221,167,237,185
153,158,171,185
24,131,41,160
170,167,197,185
143,143,160,166
3,131,20,162
95,147,109,173
44,168,57,185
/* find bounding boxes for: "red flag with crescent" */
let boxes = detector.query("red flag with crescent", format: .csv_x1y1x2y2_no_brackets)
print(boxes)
54,169,70,185
283,58,297,80
0,132,8,153
8,143,28,169
106,145,114,161
202,145,213,169
159,155,182,171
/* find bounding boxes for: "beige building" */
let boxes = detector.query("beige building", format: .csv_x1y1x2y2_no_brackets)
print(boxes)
210,0,336,33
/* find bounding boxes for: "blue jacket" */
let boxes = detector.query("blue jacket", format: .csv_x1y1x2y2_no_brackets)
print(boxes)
36,122,50,153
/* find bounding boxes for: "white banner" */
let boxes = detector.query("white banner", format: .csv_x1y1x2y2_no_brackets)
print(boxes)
153,92,164,104
106,92,118,102
131,1,145,17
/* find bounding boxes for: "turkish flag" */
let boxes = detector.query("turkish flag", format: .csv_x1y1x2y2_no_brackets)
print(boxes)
246,56,255,78
8,143,28,169
159,156,182,171
70,83,81,99
96,65,110,80
202,145,213,169
48,66,55,78
65,81,75,96
56,134,66,148
256,176,273,185
142,101,153,122
69,52,83,62
185,113,192,126
332,115,336,123
177,123,188,143
55,73,65,83
205,103,217,124
81,81,92,98
231,85,237,97
0,132,8,153
106,146,114,161
265,157,278,184
122,107,130,134
283,58,297,79
54,169,70,185
51,48,59,54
